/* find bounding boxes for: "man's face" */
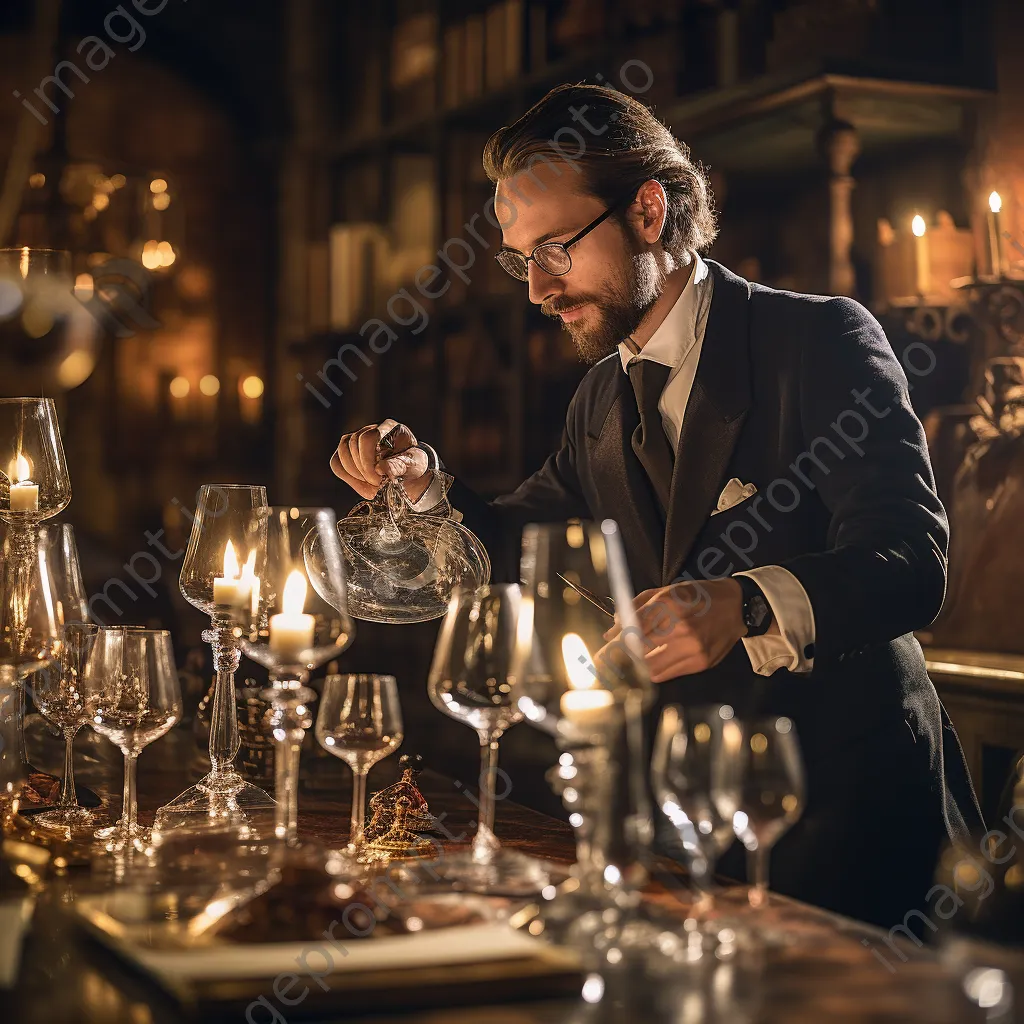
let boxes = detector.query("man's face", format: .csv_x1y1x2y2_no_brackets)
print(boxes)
496,161,662,364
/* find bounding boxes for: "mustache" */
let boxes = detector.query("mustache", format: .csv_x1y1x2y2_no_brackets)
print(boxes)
541,298,595,318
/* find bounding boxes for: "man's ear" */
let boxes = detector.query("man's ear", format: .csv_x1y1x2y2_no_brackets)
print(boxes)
631,178,668,245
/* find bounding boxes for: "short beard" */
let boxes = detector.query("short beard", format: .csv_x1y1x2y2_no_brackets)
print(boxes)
556,250,663,365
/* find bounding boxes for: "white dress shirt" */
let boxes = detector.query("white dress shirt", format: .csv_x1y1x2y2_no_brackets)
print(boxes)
415,251,817,675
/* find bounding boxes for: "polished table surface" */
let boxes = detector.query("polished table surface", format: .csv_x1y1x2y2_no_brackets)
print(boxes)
7,732,994,1023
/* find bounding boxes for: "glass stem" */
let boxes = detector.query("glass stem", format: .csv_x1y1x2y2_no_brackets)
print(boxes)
269,682,313,845
59,726,79,810
122,753,138,835
473,732,501,859
350,769,367,847
748,844,770,908
206,627,241,779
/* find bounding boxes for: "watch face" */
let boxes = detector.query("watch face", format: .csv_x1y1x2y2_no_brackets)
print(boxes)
748,594,769,628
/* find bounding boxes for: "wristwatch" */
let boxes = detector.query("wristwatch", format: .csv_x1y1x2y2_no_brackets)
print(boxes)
735,575,773,637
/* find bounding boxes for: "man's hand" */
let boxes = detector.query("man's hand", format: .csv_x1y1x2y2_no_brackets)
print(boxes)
330,418,432,501
604,578,746,683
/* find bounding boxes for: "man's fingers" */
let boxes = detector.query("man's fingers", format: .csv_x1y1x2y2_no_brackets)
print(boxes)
330,449,379,499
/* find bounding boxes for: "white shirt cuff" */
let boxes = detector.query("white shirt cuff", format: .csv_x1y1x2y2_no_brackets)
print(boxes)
409,473,444,511
735,566,816,676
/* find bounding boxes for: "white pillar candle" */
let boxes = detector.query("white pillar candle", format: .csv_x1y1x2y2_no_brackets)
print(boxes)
213,540,258,608
559,632,615,729
9,454,38,512
269,570,315,661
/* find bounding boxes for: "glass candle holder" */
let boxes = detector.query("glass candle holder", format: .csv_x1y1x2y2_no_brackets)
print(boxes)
239,506,354,845
155,484,275,837
512,519,655,945
0,398,72,526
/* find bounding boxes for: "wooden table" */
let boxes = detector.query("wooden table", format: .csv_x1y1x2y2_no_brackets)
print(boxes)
7,732,993,1023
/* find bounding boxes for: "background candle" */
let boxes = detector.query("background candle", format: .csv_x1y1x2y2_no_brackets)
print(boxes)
911,215,930,296
559,631,615,729
988,191,1004,278
213,540,254,607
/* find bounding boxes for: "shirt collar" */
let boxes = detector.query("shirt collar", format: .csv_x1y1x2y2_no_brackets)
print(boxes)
617,252,709,373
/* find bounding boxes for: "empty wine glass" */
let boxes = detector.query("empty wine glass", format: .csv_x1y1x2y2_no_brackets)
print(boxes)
427,584,549,894
83,627,183,852
713,715,805,911
315,674,402,855
651,704,739,948
32,623,105,832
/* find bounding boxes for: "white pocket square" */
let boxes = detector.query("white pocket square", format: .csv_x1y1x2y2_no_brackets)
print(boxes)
712,477,757,515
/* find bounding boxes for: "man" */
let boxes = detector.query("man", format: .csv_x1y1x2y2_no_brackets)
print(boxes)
331,84,982,927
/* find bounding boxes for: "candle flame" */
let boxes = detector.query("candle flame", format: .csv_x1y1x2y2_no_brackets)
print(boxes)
13,454,30,483
222,539,240,578
562,632,598,690
911,215,926,237
990,191,1002,214
282,570,308,615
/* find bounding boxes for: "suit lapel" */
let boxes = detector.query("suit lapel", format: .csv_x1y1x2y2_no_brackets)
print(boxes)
587,372,664,591
662,261,753,585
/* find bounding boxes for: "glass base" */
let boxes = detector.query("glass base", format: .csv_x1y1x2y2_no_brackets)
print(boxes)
94,820,155,855
153,771,276,838
34,805,108,836
432,846,554,897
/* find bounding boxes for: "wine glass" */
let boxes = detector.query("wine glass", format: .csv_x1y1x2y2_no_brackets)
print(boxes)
426,584,550,894
511,519,654,942
83,627,183,852
713,715,805,912
31,623,105,832
651,704,740,948
22,522,100,817
315,674,402,855
0,398,72,524
157,484,275,836
238,506,354,845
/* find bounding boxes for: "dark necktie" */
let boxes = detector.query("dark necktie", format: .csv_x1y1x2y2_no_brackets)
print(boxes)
627,358,674,512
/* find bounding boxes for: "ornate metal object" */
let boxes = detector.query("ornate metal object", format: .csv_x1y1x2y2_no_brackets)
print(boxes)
363,753,434,842
364,796,435,863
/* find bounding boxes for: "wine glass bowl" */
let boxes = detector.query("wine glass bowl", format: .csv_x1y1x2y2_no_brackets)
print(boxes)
315,673,403,853
0,398,72,524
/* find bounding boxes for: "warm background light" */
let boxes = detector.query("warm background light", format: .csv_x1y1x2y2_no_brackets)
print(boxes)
911,214,926,237
169,376,190,398
199,374,220,396
150,178,168,194
989,191,1002,213
240,375,264,399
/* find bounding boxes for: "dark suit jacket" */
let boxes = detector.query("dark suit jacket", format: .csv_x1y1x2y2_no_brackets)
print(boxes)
447,260,983,926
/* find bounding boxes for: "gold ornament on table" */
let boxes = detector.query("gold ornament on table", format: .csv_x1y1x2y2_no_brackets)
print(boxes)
363,753,435,842
365,796,435,863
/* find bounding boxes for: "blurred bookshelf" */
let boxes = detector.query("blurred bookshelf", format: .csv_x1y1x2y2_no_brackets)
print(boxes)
297,0,994,497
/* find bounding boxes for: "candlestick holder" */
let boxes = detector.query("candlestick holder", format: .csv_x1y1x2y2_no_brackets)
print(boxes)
238,507,354,846
512,520,660,948
155,484,275,838
0,399,72,809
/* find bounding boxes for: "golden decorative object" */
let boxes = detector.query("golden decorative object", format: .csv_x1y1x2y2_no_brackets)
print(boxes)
365,796,435,863
363,753,434,842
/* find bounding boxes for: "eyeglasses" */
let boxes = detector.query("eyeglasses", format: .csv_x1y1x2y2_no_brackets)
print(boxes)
494,189,638,282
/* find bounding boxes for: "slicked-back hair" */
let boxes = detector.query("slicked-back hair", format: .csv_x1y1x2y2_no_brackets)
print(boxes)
482,83,718,259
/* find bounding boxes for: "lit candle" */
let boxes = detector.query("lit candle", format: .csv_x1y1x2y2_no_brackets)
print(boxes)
911,215,930,296
559,632,615,730
269,570,315,661
9,454,38,512
988,191,1004,279
213,540,257,608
